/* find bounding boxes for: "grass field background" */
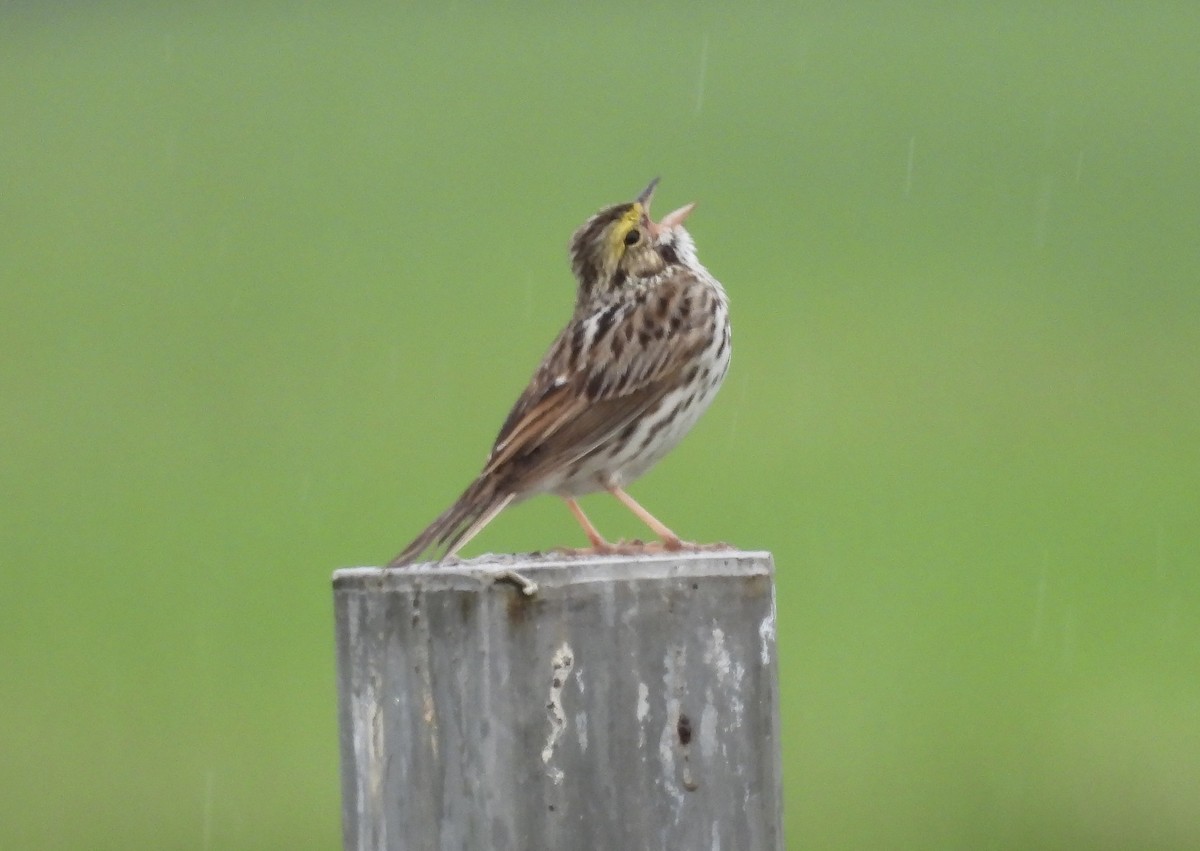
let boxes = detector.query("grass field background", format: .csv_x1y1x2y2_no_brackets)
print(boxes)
2,4,1198,848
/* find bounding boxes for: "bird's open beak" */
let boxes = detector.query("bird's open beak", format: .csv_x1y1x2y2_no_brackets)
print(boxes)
657,202,696,230
636,177,660,207
637,177,696,236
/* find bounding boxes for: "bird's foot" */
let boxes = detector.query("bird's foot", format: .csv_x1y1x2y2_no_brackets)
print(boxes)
694,541,737,552
630,538,737,554
548,540,736,558
548,546,583,557
548,540,658,557
548,544,619,558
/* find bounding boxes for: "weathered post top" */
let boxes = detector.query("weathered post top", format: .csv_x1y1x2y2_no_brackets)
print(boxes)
333,550,782,851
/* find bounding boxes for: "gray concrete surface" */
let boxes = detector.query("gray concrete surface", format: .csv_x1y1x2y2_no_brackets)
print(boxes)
333,550,782,851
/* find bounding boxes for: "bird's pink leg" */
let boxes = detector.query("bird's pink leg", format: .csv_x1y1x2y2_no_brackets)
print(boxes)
607,487,689,551
563,497,616,552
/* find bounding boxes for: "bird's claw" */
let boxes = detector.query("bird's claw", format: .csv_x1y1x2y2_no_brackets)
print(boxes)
549,539,735,558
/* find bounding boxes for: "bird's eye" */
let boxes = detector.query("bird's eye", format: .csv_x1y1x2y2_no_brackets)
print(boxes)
623,229,641,247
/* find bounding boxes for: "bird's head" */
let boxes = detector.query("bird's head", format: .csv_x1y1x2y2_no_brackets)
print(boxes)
568,178,697,302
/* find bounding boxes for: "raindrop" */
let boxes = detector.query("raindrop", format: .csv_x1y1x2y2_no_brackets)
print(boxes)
202,770,215,850
904,136,916,197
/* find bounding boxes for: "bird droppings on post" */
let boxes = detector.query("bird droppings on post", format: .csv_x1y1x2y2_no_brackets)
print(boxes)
705,627,731,685
636,681,651,749
574,710,588,753
758,584,778,666
658,643,689,805
699,701,719,762
541,643,574,785
681,755,700,792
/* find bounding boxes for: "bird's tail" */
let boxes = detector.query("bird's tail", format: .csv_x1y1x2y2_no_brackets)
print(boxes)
387,477,515,568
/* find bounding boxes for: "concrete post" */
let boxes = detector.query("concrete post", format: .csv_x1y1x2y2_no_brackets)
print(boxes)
333,550,782,851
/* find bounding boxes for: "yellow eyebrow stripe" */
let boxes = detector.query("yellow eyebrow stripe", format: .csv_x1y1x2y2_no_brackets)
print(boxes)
609,204,644,252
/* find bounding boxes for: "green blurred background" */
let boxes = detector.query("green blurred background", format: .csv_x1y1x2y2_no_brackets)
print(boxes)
3,3,1198,849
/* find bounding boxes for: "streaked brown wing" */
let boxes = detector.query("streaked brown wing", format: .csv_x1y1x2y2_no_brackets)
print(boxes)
481,269,711,486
